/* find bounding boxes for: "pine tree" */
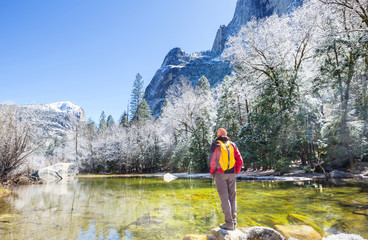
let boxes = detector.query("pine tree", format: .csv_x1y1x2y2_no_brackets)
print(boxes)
119,111,129,127
98,111,107,132
132,99,152,123
106,115,115,128
130,73,144,121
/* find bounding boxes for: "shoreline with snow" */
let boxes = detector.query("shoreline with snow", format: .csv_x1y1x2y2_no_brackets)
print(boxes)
76,170,368,182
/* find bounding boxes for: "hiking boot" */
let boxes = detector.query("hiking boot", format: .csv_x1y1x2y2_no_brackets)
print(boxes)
219,224,234,230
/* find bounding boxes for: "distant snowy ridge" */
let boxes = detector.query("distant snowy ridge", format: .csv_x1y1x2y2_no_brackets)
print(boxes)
19,101,85,137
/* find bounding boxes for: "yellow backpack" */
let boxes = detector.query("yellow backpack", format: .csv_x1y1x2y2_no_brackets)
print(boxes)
217,140,236,171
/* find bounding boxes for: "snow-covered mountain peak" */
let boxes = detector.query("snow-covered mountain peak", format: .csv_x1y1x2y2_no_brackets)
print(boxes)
19,101,86,137
46,101,85,120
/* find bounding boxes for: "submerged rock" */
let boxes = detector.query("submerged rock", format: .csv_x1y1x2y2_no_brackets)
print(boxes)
331,214,368,239
274,225,322,240
30,163,78,182
353,210,368,216
182,234,212,240
287,213,326,237
340,198,368,208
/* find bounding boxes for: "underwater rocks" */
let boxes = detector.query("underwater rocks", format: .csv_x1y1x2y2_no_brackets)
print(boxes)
274,225,322,240
287,213,326,237
182,235,210,240
331,214,368,239
340,197,368,207
353,210,368,216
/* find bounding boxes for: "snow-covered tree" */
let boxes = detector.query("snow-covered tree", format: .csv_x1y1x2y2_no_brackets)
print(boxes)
222,0,330,170
314,0,368,167
0,105,39,180
215,75,249,141
189,76,215,172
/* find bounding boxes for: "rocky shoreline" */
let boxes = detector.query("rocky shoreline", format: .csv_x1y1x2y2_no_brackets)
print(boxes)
76,169,368,182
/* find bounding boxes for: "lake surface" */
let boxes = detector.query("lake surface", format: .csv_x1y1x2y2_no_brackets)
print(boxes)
0,177,367,240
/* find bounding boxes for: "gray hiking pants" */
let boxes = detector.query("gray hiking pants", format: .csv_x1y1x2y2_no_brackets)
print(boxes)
214,173,237,228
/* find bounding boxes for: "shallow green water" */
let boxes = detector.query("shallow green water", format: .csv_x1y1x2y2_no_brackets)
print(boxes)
0,177,367,240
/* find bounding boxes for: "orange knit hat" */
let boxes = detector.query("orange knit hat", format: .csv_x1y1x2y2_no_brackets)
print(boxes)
217,128,227,137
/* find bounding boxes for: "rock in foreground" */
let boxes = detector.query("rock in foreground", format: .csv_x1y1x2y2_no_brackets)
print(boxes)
210,227,285,240
30,163,78,182
239,227,285,240
211,227,246,240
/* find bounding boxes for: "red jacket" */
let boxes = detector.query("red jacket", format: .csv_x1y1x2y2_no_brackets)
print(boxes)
208,136,243,174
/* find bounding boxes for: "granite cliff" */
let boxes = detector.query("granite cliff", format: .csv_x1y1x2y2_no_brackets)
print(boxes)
145,0,303,117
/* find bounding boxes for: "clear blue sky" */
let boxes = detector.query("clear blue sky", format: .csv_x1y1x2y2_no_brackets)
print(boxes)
0,0,237,122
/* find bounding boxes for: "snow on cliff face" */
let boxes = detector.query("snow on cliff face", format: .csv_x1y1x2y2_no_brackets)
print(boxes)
19,101,85,137
144,49,232,118
145,0,304,117
46,102,85,121
212,0,302,53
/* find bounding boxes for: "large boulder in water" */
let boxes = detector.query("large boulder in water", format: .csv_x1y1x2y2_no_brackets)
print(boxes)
30,163,78,182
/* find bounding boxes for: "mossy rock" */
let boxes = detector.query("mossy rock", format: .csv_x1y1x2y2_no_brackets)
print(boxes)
287,213,326,237
274,225,322,240
182,234,212,240
0,188,11,198
331,214,368,239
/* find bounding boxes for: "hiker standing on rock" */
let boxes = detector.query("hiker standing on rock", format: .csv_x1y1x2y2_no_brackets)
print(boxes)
209,128,243,230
